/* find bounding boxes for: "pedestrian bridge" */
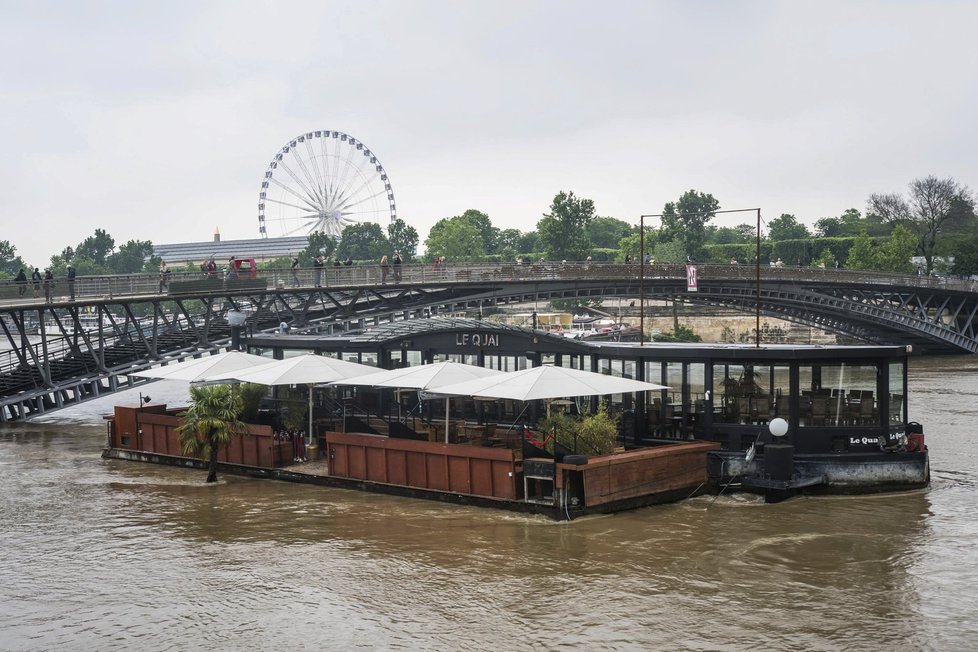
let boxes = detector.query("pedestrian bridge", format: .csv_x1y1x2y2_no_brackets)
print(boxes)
1,262,975,421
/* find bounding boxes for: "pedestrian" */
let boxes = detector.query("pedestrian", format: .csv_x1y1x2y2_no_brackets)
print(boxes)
380,255,389,284
835,260,841,270
313,255,324,287
343,257,353,267
43,269,53,302
158,261,171,293
392,251,402,282
31,268,41,298
15,268,26,297
67,265,76,301
206,258,218,278
226,257,239,282
290,257,301,287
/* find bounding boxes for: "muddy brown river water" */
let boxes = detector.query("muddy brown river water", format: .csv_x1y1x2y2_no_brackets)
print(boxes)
1,356,977,650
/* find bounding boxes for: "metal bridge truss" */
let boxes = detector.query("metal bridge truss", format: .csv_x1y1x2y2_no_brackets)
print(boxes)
2,263,977,421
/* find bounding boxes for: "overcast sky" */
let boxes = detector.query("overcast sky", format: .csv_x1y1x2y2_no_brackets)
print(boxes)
3,1,977,266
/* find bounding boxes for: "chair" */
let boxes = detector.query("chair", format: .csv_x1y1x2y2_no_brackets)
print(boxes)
737,398,751,424
811,397,829,426
859,398,876,425
889,395,904,423
755,396,771,424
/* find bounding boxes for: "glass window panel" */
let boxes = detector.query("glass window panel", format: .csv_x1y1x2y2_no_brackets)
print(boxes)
889,361,905,425
799,363,878,427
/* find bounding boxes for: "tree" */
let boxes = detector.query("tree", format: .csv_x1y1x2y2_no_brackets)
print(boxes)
300,231,337,265
517,231,540,256
588,216,634,249
537,191,594,261
74,229,116,267
336,222,389,261
456,209,499,254
844,225,916,273
0,240,26,279
659,190,720,261
108,240,157,274
617,226,658,262
424,219,486,261
387,218,419,262
496,228,524,260
816,208,863,237
176,384,246,483
766,214,810,241
651,240,686,263
950,234,978,276
868,176,976,273
876,224,917,273
706,224,753,245
845,233,877,271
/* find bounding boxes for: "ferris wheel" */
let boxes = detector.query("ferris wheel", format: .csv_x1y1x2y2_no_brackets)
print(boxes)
258,130,397,238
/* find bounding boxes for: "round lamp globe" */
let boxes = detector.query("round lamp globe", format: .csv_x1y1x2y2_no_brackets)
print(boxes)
769,417,789,438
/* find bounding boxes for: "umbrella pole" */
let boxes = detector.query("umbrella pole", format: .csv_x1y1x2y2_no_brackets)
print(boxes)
445,396,450,444
308,384,313,447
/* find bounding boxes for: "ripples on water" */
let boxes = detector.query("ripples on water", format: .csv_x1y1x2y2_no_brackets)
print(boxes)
2,364,978,650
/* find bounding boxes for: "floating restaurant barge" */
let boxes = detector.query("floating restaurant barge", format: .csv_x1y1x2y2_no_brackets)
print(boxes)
104,318,929,517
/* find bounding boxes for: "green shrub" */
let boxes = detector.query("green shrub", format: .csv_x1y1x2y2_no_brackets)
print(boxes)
238,383,269,422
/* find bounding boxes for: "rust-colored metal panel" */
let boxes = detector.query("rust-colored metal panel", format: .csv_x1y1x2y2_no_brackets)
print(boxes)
349,445,367,478
323,431,518,499
426,455,449,491
113,406,138,448
469,458,493,495
405,451,427,486
331,442,350,476
574,441,719,507
448,456,471,493
387,450,407,485
366,447,387,483
492,461,516,500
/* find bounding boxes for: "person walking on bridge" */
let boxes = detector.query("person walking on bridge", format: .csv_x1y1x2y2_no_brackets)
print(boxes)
158,261,171,293
290,257,301,287
43,269,53,302
15,268,26,297
392,251,402,282
313,255,324,287
67,265,76,301
380,255,389,284
31,268,41,298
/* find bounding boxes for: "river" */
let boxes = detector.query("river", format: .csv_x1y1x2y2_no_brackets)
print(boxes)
1,356,976,651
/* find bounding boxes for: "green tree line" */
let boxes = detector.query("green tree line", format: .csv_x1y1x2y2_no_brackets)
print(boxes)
3,175,975,280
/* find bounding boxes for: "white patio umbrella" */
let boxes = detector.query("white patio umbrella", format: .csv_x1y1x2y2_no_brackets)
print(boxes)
132,350,269,383
429,364,669,401
332,361,504,442
208,353,379,443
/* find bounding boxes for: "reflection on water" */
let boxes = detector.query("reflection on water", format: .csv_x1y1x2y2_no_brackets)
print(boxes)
1,360,977,649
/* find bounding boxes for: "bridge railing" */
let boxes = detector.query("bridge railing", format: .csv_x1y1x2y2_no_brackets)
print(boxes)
1,263,977,306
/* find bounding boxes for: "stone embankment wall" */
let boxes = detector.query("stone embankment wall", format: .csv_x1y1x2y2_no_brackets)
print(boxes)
617,302,839,344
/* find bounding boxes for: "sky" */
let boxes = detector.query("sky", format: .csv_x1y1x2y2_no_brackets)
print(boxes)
3,0,977,267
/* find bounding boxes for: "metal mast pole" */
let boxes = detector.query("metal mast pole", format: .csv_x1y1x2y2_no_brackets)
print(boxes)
755,208,761,348
639,215,645,347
